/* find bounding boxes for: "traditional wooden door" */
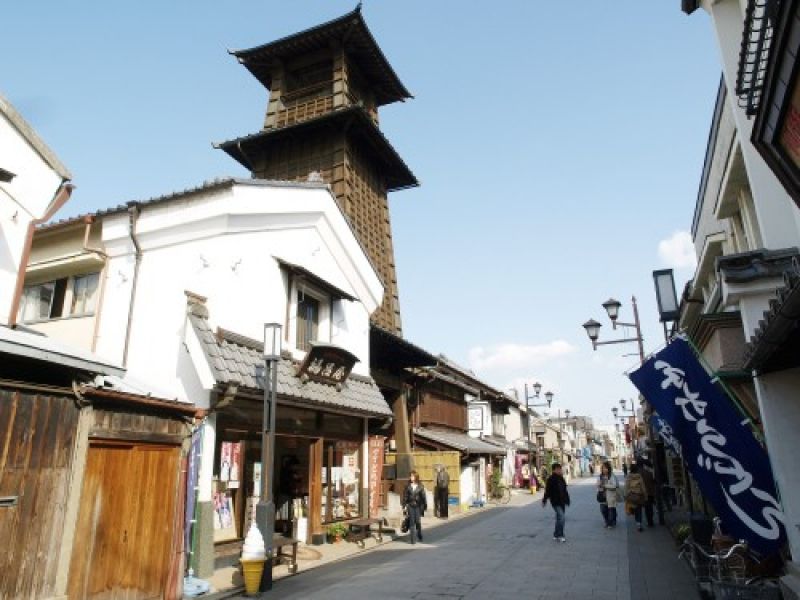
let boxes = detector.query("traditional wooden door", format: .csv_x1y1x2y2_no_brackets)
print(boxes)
68,441,179,600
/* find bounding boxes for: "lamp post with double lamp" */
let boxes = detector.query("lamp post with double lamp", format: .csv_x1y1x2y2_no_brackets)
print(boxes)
583,297,664,525
257,323,281,591
522,382,553,490
612,406,634,464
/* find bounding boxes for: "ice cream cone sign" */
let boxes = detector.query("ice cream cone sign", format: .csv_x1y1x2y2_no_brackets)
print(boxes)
241,523,267,596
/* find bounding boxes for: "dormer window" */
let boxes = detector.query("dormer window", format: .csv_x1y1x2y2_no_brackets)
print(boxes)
277,258,356,355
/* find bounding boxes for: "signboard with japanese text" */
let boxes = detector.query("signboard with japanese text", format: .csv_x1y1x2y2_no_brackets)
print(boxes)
468,406,484,431
297,343,359,386
368,436,385,517
629,336,786,556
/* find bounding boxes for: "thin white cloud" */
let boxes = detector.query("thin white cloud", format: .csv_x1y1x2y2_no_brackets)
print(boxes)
468,340,576,372
658,230,697,269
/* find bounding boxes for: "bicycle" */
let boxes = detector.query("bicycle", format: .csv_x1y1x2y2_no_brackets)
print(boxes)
678,537,780,599
487,482,511,505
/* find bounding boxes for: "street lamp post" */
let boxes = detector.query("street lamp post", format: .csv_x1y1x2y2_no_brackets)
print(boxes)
582,297,645,363
522,382,553,485
584,297,665,525
258,323,281,591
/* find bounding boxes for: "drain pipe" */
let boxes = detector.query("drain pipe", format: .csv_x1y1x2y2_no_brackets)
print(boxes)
82,215,109,352
122,202,142,368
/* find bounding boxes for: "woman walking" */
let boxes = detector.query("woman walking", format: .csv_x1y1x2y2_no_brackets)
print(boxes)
402,470,427,544
624,463,648,532
597,461,620,528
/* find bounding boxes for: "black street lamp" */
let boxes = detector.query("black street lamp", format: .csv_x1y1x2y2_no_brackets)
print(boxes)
257,322,281,591
582,296,645,363
521,382,554,476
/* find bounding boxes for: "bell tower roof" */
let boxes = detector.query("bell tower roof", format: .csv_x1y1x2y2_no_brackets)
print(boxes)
230,6,412,107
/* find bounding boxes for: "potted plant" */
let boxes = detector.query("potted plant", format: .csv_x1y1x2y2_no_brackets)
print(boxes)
672,522,691,546
326,522,348,543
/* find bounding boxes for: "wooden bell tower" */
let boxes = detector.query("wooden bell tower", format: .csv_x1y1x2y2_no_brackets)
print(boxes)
217,7,417,335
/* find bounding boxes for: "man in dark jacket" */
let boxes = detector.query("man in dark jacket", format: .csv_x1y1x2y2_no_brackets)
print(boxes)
542,463,570,542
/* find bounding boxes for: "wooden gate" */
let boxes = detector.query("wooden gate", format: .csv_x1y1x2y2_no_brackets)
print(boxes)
68,441,180,600
0,389,80,599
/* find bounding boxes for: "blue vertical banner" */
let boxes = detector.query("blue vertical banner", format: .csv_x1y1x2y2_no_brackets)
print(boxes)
629,336,786,556
650,413,682,458
184,424,204,561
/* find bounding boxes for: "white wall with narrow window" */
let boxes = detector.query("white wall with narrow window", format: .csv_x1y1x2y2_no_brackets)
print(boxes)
90,179,383,404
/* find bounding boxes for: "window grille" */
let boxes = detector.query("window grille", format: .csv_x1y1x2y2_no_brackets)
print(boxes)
736,0,781,116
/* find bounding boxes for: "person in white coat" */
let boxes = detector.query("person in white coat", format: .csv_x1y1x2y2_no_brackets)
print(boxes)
597,461,620,528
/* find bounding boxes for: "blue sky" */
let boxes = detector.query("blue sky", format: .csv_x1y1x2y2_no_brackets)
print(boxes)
1,2,722,426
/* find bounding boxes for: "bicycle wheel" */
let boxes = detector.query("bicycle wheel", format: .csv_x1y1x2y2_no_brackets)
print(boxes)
500,486,511,504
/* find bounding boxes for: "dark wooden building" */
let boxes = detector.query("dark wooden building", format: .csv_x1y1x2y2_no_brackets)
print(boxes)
216,7,417,335
0,327,199,599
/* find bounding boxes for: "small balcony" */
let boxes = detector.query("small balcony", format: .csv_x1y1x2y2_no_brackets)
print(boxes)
275,95,334,129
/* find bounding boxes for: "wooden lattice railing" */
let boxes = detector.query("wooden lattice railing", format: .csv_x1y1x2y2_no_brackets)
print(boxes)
276,96,334,128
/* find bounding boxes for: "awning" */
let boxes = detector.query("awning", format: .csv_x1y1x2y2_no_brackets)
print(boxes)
0,325,124,377
413,427,505,455
275,257,357,302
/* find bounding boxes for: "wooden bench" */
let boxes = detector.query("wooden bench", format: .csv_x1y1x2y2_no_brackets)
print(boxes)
272,534,299,574
346,518,384,548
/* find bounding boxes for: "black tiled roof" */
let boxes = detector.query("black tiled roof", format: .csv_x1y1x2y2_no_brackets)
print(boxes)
230,7,411,107
189,313,391,418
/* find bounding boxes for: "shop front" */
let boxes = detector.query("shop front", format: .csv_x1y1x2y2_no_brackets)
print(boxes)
186,313,392,579
212,404,368,546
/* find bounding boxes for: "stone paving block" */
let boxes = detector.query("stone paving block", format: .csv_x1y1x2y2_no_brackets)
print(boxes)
237,477,701,600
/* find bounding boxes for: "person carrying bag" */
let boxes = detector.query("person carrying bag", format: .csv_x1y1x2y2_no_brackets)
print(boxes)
596,461,619,528
624,463,648,532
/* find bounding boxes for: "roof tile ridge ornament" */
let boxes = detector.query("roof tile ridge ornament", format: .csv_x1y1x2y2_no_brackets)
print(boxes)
185,290,209,319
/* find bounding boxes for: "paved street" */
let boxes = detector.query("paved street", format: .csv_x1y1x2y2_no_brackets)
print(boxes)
247,477,698,599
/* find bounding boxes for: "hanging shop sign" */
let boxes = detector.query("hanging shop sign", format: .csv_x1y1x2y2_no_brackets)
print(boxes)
468,405,484,432
629,335,786,556
297,343,359,386
368,436,385,518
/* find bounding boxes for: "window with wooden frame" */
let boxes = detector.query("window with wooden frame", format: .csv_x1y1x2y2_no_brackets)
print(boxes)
18,272,100,322
292,281,331,353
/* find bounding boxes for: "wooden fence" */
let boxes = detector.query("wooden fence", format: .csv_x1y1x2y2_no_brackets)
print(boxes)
385,450,460,501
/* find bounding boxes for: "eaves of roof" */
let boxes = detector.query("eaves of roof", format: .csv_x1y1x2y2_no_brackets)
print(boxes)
744,260,800,373
188,313,391,418
230,7,411,107
413,427,506,455
37,177,330,233
0,92,71,181
0,325,124,378
369,324,437,370
214,106,418,192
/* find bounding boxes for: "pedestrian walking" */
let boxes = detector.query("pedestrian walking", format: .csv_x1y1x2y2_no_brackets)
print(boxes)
541,463,570,542
637,457,656,527
402,470,427,544
597,461,620,528
622,462,628,477
624,463,648,532
434,464,449,519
